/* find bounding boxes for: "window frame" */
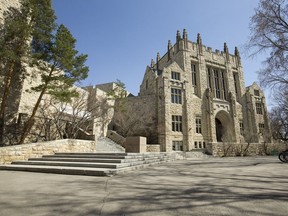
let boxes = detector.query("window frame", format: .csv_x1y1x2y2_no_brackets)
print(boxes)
258,123,265,134
171,88,182,104
254,89,260,96
171,71,181,81
239,121,244,136
172,141,183,151
195,117,202,134
256,102,263,115
172,115,183,132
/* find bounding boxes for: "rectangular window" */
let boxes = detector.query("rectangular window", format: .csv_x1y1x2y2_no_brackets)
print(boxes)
208,67,227,100
256,102,263,115
172,115,182,132
171,71,180,80
172,141,183,151
171,88,182,104
207,68,212,88
258,123,265,134
221,70,227,100
195,117,202,134
239,121,244,136
191,63,197,95
254,89,260,96
203,142,206,148
199,141,202,148
191,64,197,85
214,69,221,99
233,73,238,94
194,141,198,148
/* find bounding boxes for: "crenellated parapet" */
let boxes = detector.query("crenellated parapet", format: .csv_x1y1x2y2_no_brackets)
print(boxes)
150,30,242,71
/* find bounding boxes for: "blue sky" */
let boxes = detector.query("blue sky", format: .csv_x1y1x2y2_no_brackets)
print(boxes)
52,0,269,102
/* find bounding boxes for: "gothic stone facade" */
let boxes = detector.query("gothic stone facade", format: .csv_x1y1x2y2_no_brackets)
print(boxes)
111,30,271,152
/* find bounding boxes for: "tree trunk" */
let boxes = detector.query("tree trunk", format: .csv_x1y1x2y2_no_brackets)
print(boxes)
18,67,54,144
0,62,15,146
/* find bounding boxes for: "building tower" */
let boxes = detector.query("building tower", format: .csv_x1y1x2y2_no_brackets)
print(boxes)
112,29,271,152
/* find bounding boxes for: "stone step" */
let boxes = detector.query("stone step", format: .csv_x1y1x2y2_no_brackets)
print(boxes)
54,152,128,156
0,164,112,176
0,152,178,176
12,161,126,169
13,156,174,169
54,152,173,157
112,158,177,175
43,154,128,159
29,155,174,164
29,157,125,163
45,153,174,160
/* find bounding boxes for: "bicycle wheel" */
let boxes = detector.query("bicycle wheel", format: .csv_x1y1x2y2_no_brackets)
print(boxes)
279,151,288,162
283,151,288,162
279,152,285,162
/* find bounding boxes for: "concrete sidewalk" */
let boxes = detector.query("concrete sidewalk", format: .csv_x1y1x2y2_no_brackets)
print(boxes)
0,156,287,216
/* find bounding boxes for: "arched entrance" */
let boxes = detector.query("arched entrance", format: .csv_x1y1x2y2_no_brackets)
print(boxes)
214,110,232,142
215,118,223,142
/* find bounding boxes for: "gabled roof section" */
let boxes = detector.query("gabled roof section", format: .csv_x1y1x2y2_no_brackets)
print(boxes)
246,82,261,91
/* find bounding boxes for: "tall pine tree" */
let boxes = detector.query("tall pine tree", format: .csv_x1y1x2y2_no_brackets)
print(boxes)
19,23,89,144
0,0,89,145
0,1,32,146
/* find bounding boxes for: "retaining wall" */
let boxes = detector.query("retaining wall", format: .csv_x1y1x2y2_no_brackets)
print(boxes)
146,144,161,152
207,142,287,157
0,139,96,164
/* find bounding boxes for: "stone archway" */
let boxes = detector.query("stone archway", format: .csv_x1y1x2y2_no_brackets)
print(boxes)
215,110,232,142
215,118,223,142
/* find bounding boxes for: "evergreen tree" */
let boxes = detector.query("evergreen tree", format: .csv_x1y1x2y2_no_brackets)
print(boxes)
19,24,89,144
0,0,89,145
0,1,32,146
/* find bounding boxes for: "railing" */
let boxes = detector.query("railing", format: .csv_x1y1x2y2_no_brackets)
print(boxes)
106,130,126,148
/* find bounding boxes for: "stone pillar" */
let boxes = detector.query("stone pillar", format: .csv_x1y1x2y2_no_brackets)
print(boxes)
125,136,147,153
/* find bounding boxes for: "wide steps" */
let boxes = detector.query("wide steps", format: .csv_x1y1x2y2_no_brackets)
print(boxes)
12,161,126,169
0,164,112,176
0,152,177,176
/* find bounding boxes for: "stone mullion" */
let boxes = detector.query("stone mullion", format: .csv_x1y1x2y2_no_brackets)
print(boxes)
182,82,191,151
219,69,224,100
208,66,215,98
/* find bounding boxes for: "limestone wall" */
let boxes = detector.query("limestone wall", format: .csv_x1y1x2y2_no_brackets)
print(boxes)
111,95,158,144
146,144,161,152
207,142,286,157
0,139,96,164
0,0,20,22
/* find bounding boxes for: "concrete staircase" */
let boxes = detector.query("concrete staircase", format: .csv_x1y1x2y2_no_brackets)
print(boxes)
96,137,125,152
0,152,178,176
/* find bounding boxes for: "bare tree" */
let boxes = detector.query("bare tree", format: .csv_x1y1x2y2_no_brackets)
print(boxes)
221,130,234,157
247,0,288,90
31,90,111,142
269,90,288,142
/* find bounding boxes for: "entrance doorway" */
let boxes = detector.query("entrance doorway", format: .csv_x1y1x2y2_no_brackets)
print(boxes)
215,118,223,142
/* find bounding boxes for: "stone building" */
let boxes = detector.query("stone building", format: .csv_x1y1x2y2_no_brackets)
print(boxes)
0,0,94,144
1,1,272,151
0,0,19,22
111,30,271,152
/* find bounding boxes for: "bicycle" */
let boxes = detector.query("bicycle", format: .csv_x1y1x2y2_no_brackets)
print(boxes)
278,150,288,162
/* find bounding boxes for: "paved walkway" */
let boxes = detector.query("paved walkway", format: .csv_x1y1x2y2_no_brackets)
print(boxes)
0,156,287,216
